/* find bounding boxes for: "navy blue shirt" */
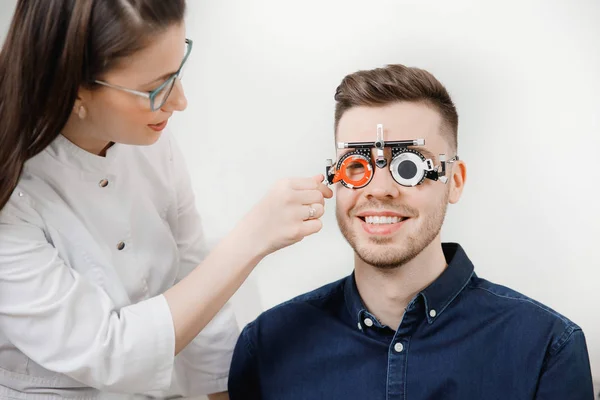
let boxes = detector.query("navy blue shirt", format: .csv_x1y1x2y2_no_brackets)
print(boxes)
228,243,594,399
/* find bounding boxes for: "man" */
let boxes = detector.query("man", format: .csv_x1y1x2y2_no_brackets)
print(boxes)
227,64,594,399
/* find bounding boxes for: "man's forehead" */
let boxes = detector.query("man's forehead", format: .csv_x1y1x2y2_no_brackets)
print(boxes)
336,102,443,143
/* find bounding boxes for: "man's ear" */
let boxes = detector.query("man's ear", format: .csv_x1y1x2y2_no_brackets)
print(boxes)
448,160,466,204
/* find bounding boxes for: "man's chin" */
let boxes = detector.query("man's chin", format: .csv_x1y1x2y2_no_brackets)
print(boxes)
354,227,408,247
356,254,408,270
353,241,418,270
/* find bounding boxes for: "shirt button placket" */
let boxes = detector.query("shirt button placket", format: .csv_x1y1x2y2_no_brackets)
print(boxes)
387,339,408,399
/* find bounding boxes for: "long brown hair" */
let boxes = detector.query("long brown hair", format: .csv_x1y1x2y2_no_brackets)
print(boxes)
334,64,459,150
0,0,186,211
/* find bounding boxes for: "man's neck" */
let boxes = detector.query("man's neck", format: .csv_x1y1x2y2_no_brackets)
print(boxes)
354,236,447,331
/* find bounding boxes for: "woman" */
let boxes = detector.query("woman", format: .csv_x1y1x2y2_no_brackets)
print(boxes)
0,1,331,399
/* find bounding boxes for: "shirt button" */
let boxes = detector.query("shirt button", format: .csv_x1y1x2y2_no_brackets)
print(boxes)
116,241,126,250
99,179,109,187
429,309,437,318
357,322,362,330
363,318,374,327
394,342,404,353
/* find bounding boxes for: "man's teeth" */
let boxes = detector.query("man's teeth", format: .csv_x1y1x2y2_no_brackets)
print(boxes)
364,216,405,224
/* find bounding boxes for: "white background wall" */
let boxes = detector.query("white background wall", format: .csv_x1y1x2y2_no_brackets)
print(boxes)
1,0,599,392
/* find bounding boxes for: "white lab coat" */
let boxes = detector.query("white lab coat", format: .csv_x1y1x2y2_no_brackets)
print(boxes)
0,131,239,399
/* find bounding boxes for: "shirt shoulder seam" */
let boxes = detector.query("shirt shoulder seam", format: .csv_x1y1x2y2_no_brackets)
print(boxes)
544,326,582,363
472,286,575,327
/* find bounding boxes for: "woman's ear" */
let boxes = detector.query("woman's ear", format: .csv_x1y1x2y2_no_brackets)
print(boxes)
72,87,91,119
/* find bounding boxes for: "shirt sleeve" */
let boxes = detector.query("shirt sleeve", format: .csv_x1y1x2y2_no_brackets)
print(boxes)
165,132,240,396
534,328,594,399
0,192,176,394
228,323,262,400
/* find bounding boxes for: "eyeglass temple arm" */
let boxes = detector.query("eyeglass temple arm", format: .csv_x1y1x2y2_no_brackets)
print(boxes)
435,155,460,184
324,159,334,185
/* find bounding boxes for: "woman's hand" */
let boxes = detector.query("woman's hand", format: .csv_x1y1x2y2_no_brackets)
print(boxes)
239,174,333,258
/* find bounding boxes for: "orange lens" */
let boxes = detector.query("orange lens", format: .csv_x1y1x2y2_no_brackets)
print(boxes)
334,155,373,188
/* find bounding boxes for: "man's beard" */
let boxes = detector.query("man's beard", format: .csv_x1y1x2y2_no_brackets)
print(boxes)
336,193,449,270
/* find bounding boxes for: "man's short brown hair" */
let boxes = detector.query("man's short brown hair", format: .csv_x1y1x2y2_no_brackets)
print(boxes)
334,64,458,150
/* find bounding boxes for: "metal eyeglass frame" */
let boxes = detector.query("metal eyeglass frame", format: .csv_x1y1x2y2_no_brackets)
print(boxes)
94,38,193,112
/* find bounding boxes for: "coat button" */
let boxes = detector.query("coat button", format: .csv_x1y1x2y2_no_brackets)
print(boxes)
99,179,109,187
117,241,125,250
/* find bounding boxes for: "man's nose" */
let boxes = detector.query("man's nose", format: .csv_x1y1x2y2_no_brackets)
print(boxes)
363,158,401,200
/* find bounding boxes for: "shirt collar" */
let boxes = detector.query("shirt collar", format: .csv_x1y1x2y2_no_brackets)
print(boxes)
44,134,122,173
344,271,367,328
420,243,475,323
344,242,475,327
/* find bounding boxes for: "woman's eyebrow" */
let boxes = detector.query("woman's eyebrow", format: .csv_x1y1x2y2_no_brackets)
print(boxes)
142,70,176,87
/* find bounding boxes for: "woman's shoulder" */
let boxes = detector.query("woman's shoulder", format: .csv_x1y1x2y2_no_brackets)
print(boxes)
0,182,44,229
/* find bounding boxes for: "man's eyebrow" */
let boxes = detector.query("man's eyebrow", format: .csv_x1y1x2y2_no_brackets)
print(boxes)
411,146,436,160
337,144,439,162
338,145,436,157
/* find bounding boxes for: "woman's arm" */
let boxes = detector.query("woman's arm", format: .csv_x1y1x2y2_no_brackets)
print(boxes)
165,173,330,354
165,132,331,355
0,193,176,394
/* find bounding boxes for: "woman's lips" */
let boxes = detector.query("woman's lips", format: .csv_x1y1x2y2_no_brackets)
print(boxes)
148,120,168,132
